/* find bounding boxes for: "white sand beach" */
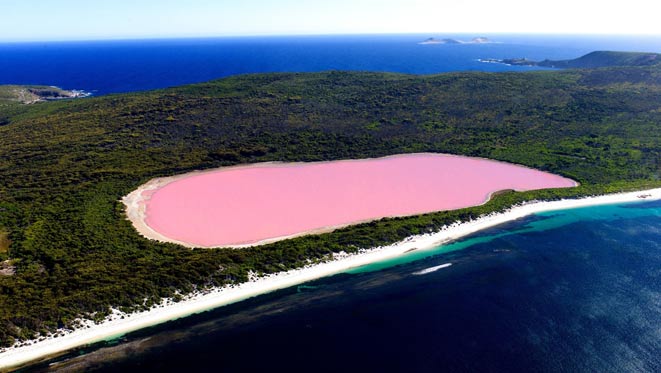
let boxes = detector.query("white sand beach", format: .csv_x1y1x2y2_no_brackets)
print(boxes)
1,188,660,370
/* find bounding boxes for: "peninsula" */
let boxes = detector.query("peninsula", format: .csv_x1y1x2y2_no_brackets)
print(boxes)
479,50,661,68
0,85,90,105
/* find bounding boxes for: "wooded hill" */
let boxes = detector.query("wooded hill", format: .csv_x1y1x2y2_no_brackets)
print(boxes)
537,51,660,68
1,54,661,346
501,50,661,69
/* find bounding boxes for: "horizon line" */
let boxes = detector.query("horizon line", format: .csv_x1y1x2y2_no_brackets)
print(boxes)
2,31,660,44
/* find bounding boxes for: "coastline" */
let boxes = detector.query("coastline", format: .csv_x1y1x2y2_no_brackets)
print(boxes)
121,153,578,248
2,187,660,370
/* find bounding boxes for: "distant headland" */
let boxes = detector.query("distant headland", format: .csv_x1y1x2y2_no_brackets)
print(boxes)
419,37,493,45
0,85,90,105
479,51,661,69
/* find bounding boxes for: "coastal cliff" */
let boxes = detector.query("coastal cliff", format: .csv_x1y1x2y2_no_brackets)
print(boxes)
0,85,89,105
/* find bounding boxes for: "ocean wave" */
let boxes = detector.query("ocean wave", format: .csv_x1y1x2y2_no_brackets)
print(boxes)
412,263,452,275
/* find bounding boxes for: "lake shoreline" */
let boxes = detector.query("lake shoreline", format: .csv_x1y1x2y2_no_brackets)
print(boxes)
122,153,577,248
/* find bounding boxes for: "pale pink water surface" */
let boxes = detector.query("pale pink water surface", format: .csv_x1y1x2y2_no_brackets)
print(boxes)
144,154,576,247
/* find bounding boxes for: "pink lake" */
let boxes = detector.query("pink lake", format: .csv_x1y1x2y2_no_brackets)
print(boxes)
142,154,576,247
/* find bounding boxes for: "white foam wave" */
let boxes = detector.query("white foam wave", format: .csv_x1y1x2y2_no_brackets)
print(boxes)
412,263,452,275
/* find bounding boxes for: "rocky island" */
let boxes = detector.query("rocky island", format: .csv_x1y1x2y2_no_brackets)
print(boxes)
419,37,492,45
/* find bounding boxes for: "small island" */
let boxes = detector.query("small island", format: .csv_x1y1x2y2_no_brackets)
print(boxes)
419,37,492,45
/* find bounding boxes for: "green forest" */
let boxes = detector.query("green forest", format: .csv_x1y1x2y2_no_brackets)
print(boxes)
1,58,661,346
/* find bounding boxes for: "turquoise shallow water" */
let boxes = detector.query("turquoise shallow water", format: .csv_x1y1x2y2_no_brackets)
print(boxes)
349,200,660,274
34,199,661,372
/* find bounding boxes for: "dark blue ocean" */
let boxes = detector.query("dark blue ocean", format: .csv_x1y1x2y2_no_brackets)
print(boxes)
1,34,660,96
32,201,661,372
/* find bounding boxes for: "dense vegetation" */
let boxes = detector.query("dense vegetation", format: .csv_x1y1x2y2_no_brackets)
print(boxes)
1,57,661,346
538,51,660,68
502,51,660,69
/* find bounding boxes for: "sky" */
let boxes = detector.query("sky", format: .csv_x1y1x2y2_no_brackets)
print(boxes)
1,0,660,42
